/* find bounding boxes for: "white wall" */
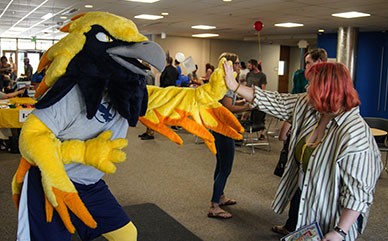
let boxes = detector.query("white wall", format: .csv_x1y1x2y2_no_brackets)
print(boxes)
153,35,281,91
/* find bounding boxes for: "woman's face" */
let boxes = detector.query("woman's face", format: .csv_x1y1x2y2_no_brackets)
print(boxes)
233,58,240,74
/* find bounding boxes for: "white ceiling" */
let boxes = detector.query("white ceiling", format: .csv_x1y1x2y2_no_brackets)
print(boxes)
0,0,387,46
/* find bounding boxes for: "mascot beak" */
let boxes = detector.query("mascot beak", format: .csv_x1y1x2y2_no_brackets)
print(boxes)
107,41,166,76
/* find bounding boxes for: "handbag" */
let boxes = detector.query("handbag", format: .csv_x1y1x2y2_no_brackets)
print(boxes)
274,136,290,177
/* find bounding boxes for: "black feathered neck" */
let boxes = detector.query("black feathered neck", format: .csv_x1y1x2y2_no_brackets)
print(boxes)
35,27,148,126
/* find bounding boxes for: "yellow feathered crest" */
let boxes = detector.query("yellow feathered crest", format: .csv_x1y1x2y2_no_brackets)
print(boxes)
35,12,148,98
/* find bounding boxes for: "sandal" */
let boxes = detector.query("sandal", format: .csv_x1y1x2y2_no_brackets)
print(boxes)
271,225,290,236
219,199,237,206
207,208,232,219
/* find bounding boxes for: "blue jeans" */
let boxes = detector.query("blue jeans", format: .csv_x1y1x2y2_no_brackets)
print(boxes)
211,131,235,203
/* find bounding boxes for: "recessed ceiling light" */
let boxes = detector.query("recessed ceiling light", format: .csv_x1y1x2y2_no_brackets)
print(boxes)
332,11,370,18
9,27,30,32
191,25,216,30
126,0,159,2
274,22,304,28
134,14,164,20
60,16,67,19
192,33,219,38
223,0,232,2
161,12,169,16
41,13,53,20
318,29,325,33
84,5,93,8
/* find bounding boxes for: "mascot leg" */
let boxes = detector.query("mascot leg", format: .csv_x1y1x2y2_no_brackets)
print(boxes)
19,166,132,240
102,221,137,241
19,166,71,241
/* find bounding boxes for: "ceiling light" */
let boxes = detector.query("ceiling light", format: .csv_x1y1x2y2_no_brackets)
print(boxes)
60,16,67,19
41,13,53,20
6,0,48,32
134,14,164,20
318,29,325,33
332,11,370,18
223,0,232,2
126,0,160,2
192,33,219,38
161,12,169,16
9,27,30,32
274,22,304,28
0,0,15,18
84,5,93,8
192,25,216,30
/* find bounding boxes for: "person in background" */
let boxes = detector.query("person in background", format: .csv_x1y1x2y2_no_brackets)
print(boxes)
201,63,214,84
246,59,267,139
160,56,179,87
207,52,251,219
279,48,328,141
224,60,382,241
0,56,12,91
175,59,182,86
246,59,267,89
238,61,249,84
139,64,156,140
9,56,17,82
21,57,33,81
0,88,26,99
189,65,202,87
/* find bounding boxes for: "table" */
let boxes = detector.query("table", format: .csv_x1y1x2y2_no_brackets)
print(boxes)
0,97,36,128
371,128,387,137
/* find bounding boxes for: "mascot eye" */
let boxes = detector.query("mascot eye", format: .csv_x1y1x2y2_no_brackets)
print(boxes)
95,32,113,43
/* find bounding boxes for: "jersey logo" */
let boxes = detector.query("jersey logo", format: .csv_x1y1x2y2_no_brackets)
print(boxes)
95,101,117,123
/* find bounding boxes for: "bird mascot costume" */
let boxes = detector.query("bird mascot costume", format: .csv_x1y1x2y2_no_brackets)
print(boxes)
11,12,243,241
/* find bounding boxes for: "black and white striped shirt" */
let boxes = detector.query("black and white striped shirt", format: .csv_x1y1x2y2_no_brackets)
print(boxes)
252,87,383,240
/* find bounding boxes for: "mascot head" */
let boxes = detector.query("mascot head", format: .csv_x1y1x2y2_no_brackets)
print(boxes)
35,12,166,126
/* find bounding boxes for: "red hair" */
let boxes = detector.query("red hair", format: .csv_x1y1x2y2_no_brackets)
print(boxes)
305,62,360,113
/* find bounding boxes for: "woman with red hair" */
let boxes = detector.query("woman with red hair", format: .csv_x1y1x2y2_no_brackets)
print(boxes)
224,61,383,241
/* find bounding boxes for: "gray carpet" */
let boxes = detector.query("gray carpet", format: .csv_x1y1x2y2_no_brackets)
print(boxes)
71,203,202,241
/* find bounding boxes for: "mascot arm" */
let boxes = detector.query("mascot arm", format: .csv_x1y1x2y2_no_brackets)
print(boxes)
140,58,244,154
15,113,126,233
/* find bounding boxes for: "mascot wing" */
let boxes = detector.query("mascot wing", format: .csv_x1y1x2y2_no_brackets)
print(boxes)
140,58,244,154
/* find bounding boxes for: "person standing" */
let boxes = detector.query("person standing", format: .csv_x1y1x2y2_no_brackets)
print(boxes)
238,61,249,84
160,56,179,87
246,59,267,139
207,52,251,219
274,48,328,236
139,66,156,140
245,59,267,89
9,56,17,81
0,56,12,91
22,57,33,81
224,60,383,240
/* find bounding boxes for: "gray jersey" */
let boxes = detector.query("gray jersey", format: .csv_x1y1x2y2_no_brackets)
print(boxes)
33,85,129,185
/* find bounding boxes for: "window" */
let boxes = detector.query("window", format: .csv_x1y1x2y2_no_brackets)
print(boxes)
278,60,286,75
18,39,36,50
0,38,17,51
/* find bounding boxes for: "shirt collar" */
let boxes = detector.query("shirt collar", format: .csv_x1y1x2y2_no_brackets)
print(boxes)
308,104,359,126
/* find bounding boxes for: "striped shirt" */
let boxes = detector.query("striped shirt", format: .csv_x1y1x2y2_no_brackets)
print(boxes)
252,86,383,240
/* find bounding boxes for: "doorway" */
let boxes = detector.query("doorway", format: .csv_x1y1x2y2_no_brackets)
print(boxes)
278,46,290,93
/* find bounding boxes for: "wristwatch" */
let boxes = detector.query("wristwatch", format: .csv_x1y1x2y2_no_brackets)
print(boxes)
334,226,347,240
